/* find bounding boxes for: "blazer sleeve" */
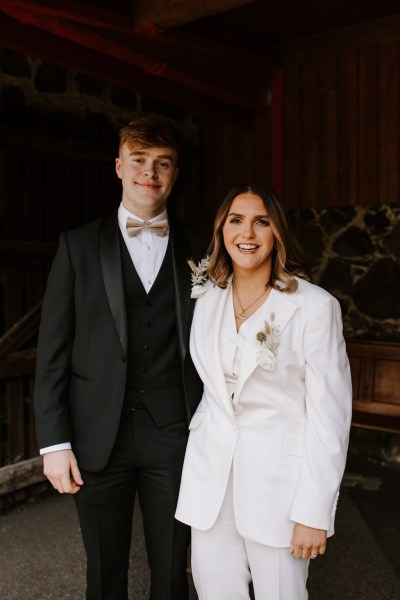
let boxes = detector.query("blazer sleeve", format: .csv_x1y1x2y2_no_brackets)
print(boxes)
34,233,76,449
289,294,352,532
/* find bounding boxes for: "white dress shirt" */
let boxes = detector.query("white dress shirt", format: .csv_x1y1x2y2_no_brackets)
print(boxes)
40,203,169,455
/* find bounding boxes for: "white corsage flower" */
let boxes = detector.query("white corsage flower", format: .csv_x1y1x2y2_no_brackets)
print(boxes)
255,313,280,371
188,257,210,299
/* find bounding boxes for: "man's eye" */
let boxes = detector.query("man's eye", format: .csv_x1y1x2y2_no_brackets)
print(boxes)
158,162,170,169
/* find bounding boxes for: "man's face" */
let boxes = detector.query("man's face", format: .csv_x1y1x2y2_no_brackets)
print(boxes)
115,143,179,218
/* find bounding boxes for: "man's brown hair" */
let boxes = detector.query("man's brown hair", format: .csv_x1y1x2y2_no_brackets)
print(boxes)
119,116,182,164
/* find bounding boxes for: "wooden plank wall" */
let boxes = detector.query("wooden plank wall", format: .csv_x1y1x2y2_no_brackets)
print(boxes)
197,110,271,232
282,13,400,209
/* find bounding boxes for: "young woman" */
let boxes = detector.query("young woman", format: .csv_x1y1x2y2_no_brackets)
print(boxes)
176,183,352,600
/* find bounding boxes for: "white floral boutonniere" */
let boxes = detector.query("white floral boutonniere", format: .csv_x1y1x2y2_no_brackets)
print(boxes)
255,312,280,371
188,256,210,299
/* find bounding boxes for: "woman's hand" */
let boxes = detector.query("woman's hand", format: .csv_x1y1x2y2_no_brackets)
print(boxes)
289,523,327,560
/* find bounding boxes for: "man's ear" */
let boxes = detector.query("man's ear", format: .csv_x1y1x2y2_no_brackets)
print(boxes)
115,157,122,179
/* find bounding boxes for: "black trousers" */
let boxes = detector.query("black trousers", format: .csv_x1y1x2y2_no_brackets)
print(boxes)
74,408,190,600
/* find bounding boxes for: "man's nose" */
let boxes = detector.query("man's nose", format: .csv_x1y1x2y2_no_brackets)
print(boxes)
143,162,157,177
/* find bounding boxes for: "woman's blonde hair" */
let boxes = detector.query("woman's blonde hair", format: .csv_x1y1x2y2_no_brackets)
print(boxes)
207,183,310,293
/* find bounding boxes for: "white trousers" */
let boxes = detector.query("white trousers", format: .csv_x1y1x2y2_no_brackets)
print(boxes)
191,473,309,600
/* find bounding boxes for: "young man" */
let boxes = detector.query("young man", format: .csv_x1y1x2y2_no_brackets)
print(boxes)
34,116,207,599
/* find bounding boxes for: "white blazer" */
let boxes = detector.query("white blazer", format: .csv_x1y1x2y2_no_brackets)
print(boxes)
175,277,352,548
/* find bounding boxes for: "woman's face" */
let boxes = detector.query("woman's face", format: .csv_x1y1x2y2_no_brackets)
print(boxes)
222,193,275,276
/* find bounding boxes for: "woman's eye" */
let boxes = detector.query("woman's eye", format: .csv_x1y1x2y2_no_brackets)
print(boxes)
229,218,241,224
257,219,270,227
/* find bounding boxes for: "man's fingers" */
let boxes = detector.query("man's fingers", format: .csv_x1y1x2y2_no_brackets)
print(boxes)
70,460,84,486
43,449,82,495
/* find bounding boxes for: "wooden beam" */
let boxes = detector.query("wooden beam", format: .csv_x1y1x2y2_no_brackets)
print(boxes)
283,11,400,63
0,14,257,127
130,0,257,28
0,0,137,35
0,457,45,495
0,4,265,113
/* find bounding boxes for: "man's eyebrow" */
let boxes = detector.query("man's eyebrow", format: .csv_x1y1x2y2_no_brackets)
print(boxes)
128,150,175,161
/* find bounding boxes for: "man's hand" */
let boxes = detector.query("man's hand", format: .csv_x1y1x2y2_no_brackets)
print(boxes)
43,449,83,494
289,523,327,560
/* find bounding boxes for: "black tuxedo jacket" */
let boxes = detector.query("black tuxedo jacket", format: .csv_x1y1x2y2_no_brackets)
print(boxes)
34,212,207,472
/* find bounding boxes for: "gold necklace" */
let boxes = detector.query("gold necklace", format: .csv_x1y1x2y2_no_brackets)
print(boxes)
233,279,269,320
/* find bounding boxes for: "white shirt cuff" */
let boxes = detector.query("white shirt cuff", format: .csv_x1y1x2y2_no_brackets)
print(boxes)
40,443,72,455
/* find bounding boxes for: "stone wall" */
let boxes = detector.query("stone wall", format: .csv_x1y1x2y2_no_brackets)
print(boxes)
0,47,197,142
292,205,400,342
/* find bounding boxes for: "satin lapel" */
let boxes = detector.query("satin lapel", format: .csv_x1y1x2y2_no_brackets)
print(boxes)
235,287,298,398
202,282,235,417
99,214,128,354
170,219,193,360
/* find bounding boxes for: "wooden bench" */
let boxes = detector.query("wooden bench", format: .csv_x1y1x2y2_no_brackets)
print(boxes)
346,339,400,433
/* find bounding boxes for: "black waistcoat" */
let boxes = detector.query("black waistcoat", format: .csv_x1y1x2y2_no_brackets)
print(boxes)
120,235,186,427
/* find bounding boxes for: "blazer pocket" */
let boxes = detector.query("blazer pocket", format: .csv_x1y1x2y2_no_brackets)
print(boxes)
70,371,89,382
189,411,206,430
285,432,304,457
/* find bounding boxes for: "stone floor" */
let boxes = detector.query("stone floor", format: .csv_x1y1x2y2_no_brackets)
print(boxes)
0,453,399,599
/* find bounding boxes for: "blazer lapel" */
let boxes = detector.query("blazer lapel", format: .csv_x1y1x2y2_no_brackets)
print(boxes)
202,282,235,416
235,287,298,398
99,214,128,354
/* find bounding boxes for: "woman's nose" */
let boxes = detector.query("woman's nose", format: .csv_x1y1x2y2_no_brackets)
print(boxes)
242,223,255,237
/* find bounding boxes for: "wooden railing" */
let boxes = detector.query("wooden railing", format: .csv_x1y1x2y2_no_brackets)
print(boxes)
0,240,55,500
347,339,400,433
0,303,46,497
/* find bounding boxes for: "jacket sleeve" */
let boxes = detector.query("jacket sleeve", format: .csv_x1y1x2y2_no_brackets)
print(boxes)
34,233,76,449
289,295,352,533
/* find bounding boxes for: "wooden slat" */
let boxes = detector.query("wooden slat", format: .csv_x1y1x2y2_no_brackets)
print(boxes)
319,55,338,206
352,410,400,434
130,0,256,28
254,111,271,185
0,456,45,496
271,68,283,197
358,45,379,204
379,42,400,205
338,52,358,204
7,380,25,462
0,349,36,379
347,339,400,433
283,63,302,208
283,12,400,63
0,301,42,361
301,61,320,207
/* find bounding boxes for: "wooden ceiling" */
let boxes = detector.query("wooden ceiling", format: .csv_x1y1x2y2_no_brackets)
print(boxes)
0,0,399,126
